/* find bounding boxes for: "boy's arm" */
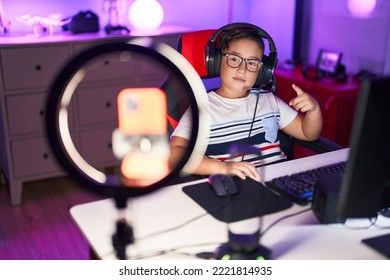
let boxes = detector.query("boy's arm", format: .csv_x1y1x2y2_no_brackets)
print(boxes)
169,136,259,180
282,84,323,141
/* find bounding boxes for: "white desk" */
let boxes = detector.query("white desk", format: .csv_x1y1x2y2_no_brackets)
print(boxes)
70,149,390,260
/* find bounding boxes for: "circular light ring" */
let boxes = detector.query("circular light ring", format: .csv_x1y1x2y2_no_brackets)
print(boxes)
45,37,209,200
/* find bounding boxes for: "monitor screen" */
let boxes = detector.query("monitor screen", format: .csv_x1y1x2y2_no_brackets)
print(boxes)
316,49,342,74
337,75,390,219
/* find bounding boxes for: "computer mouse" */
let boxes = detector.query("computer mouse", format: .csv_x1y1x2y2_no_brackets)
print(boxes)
208,174,239,197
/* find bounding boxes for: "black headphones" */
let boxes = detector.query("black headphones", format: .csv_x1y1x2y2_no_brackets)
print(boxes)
206,22,278,89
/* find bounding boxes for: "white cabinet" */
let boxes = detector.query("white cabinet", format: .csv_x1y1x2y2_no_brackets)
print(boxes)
0,31,186,205
10,137,62,178
1,45,71,90
6,93,47,135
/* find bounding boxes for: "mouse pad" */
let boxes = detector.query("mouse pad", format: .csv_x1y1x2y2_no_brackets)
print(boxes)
182,177,292,223
361,233,390,258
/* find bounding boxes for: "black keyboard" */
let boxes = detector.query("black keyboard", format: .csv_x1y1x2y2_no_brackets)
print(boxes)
265,161,346,205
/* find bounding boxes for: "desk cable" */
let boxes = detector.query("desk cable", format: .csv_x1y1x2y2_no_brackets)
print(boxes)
106,205,390,259
342,208,390,230
258,208,311,238
136,200,233,242
239,88,261,163
108,206,311,260
100,200,233,259
375,208,390,230
133,207,311,260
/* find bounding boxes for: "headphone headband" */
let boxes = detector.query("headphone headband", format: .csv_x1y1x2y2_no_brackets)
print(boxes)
206,22,278,89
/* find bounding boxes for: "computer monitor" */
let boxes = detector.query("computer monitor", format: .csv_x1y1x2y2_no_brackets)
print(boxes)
337,75,390,219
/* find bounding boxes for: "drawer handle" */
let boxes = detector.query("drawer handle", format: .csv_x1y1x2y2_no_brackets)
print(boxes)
43,153,49,159
104,60,110,66
105,102,111,108
107,142,112,149
35,64,42,71
39,110,44,116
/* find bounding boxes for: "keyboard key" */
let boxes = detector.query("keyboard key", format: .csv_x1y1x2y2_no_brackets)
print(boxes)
265,161,346,205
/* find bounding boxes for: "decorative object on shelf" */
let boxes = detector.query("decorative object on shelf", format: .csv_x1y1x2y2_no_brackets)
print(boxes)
348,0,377,18
128,0,164,30
302,64,322,81
0,0,10,34
315,49,343,75
62,10,100,34
15,13,70,37
103,0,130,34
302,49,346,82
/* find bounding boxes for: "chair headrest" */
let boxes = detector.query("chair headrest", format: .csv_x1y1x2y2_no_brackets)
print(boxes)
178,29,216,78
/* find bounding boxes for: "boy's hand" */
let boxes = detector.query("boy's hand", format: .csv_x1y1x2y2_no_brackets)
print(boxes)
223,161,260,181
289,84,319,113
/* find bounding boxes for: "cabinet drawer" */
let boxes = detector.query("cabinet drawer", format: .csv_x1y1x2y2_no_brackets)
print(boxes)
6,92,75,136
77,83,133,126
6,93,45,135
11,137,62,178
136,54,171,79
73,43,137,82
153,33,181,48
79,127,118,166
1,45,71,90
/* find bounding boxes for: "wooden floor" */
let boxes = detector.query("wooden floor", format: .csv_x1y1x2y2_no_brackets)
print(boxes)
0,176,107,260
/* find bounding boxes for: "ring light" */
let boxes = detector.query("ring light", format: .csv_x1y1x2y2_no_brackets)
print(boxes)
45,37,209,204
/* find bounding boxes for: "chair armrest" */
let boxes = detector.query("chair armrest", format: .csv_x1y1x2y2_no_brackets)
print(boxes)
292,136,344,154
278,130,344,160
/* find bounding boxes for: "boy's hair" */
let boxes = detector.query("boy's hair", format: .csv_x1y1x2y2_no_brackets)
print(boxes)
219,27,265,53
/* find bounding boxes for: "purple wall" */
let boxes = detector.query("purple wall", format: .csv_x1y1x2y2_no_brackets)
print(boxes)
1,0,389,74
309,0,390,75
1,0,239,32
0,0,295,61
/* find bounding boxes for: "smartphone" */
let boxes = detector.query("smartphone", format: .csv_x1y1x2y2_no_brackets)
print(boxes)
113,87,169,186
117,87,167,135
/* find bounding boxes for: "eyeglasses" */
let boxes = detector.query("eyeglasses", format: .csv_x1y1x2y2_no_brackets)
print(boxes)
222,53,262,72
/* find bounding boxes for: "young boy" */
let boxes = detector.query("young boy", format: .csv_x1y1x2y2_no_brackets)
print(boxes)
169,26,322,180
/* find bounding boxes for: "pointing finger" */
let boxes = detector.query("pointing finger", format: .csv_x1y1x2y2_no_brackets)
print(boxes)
292,84,304,96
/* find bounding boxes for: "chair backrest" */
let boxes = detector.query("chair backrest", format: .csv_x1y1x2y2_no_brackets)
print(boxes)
162,29,219,133
177,29,222,92
177,29,216,78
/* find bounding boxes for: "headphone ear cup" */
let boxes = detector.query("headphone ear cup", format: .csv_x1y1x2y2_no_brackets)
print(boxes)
206,44,221,77
213,47,222,77
256,52,278,89
254,64,266,88
256,65,272,89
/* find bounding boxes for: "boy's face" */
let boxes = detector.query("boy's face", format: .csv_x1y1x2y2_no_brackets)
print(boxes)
219,38,263,97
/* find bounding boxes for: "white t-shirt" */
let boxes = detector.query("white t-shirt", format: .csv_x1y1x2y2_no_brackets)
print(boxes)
171,90,298,166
